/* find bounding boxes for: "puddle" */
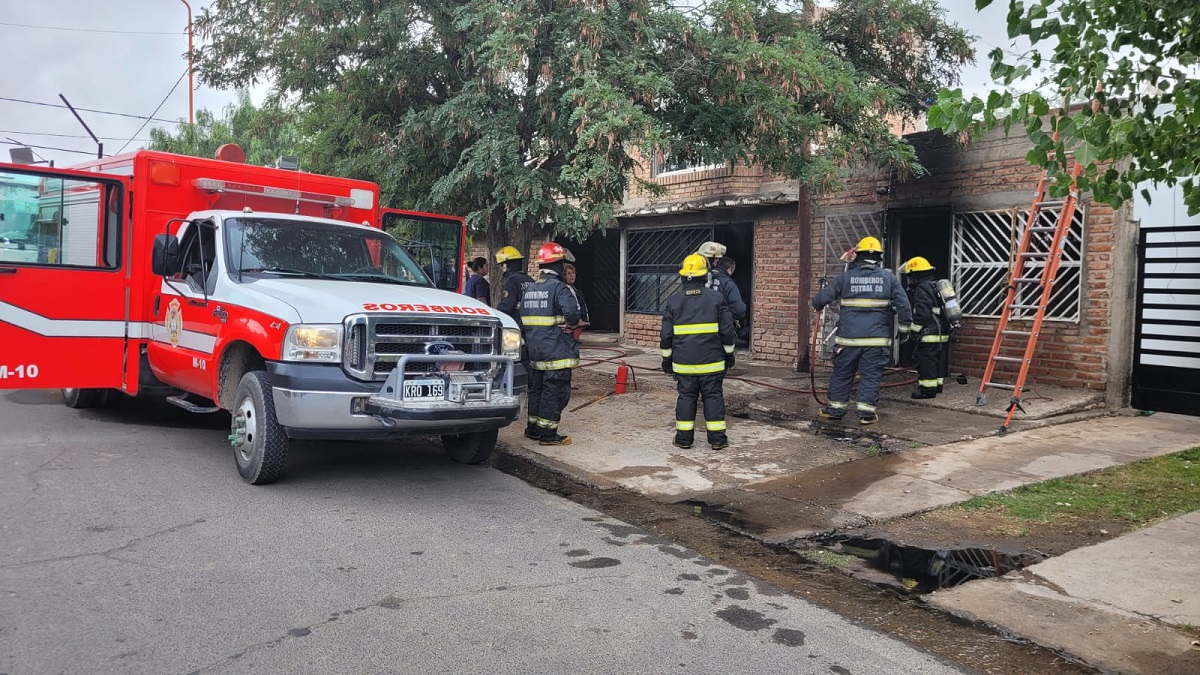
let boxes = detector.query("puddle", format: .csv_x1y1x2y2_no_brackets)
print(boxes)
818,534,1048,591
745,454,908,506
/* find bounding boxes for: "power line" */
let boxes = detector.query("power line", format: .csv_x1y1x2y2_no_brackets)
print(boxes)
0,21,184,36
0,95,194,126
0,129,151,142
0,139,99,156
116,71,189,154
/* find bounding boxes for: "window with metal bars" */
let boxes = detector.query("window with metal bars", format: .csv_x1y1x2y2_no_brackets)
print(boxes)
625,226,714,313
951,206,1085,322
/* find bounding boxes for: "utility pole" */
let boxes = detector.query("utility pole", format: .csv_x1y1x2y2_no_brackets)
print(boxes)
181,0,194,125
58,94,103,159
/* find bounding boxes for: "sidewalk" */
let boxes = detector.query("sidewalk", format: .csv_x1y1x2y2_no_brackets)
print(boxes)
929,511,1200,674
497,343,1200,672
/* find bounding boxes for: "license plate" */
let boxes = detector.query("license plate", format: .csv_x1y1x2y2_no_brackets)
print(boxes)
402,379,445,401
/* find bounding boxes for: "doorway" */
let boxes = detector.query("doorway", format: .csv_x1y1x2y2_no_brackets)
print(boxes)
713,222,754,348
887,207,953,366
555,229,620,332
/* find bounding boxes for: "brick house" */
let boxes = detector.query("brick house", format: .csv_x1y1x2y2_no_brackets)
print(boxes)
472,125,1199,414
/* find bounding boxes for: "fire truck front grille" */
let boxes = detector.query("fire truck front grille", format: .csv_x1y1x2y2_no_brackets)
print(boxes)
342,314,501,381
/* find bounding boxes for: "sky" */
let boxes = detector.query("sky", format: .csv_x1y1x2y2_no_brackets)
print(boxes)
0,0,1022,167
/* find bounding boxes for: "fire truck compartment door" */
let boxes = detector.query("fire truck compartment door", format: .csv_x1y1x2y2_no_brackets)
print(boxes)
381,209,467,293
0,164,131,390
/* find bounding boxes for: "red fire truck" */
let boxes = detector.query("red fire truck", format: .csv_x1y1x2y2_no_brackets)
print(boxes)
0,146,525,484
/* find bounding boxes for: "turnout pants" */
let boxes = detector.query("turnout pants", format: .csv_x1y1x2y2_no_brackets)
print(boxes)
915,338,949,394
825,345,891,419
675,373,727,445
527,368,572,439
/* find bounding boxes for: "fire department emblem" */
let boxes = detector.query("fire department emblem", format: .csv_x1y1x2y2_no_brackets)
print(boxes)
165,298,183,347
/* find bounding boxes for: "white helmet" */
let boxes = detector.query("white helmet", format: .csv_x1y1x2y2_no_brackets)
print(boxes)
697,241,727,258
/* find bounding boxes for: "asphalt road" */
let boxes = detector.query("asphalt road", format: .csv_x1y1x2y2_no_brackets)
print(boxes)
0,389,963,675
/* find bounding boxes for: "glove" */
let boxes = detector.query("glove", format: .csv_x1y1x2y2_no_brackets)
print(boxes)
661,359,673,374
725,352,736,370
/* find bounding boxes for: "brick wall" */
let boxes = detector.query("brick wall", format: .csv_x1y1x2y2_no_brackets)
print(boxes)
751,216,801,364
813,129,1118,391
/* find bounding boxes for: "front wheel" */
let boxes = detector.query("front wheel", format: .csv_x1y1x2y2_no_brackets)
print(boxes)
62,388,111,409
441,428,499,465
230,371,289,485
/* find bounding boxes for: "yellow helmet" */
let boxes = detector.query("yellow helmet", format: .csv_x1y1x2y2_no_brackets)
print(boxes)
856,236,883,253
899,256,934,274
494,245,524,264
679,253,709,278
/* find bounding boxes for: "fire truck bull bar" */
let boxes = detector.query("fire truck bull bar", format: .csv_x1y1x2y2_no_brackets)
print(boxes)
364,354,520,424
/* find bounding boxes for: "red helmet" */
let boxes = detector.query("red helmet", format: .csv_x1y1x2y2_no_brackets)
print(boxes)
535,242,575,264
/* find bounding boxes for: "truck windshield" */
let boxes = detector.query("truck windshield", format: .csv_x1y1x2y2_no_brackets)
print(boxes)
226,217,431,286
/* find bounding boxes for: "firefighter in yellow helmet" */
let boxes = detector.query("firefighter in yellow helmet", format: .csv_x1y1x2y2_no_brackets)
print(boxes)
661,253,737,449
520,242,581,445
898,256,950,399
812,236,912,424
495,245,534,320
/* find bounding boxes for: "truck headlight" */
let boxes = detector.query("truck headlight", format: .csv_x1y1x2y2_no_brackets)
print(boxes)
283,324,342,363
502,327,522,357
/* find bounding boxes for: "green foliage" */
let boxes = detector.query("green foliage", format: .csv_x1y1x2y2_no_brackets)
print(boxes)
193,0,971,247
148,92,304,168
929,0,1200,214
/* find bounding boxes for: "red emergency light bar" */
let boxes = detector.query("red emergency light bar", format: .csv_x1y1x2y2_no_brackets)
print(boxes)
192,177,355,207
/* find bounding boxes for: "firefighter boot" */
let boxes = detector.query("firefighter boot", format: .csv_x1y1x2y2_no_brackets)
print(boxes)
539,433,572,446
708,433,729,451
858,413,879,425
817,408,845,421
911,387,937,400
673,433,694,449
524,423,541,440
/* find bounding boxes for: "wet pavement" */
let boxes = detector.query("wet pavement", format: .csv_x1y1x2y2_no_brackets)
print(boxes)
496,342,1200,674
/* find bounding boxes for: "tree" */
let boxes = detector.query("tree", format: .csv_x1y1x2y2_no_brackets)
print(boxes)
193,0,971,252
149,92,306,168
928,0,1200,214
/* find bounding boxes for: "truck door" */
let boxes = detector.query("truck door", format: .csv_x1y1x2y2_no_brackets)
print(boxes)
0,164,130,389
380,209,467,293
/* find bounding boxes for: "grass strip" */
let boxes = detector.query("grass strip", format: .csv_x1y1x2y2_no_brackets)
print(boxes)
959,447,1200,526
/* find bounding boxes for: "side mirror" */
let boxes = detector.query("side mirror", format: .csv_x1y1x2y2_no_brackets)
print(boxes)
152,234,180,276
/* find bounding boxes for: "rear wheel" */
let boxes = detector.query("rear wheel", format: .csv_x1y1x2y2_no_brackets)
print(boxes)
441,428,499,465
230,371,289,485
61,388,111,409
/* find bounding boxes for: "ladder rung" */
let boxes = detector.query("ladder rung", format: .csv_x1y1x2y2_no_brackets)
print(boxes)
984,382,1016,390
1002,330,1032,337
1029,226,1057,232
1020,252,1048,258
1014,277,1042,284
1032,200,1065,210
992,356,1025,363
1010,304,1041,310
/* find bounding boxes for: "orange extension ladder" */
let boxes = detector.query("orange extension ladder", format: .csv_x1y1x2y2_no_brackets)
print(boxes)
976,148,1086,435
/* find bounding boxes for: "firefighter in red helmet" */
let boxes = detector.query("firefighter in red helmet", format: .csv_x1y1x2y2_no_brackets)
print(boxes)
520,242,581,445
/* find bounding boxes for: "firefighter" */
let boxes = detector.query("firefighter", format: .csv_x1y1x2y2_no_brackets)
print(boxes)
899,256,950,399
697,241,747,323
520,242,581,445
812,236,913,425
661,253,737,450
495,245,534,320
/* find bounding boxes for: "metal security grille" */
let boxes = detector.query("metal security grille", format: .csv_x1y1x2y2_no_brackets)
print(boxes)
952,206,1085,321
816,212,883,358
823,212,883,279
626,226,713,313
1131,224,1200,415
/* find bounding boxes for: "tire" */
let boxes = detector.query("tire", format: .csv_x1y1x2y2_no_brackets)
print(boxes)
62,387,111,409
441,428,499,465
230,371,289,485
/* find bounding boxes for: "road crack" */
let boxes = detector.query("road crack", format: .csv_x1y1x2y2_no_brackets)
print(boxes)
0,519,206,569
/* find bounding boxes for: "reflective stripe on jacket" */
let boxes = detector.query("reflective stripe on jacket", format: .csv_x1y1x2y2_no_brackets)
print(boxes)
661,280,736,375
909,276,949,341
520,272,580,370
812,261,912,346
